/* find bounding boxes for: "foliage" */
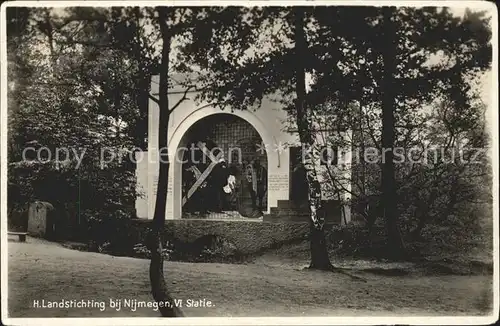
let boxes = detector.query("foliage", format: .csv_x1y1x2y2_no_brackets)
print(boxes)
6,7,151,242
179,6,492,259
5,6,493,261
133,242,173,260
309,7,492,254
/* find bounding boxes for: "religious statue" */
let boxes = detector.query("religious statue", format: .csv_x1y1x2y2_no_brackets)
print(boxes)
245,159,267,212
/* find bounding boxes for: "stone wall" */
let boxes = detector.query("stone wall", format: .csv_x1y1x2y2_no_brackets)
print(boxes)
126,219,315,256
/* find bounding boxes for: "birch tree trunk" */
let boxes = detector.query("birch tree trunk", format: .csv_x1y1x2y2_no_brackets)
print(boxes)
294,8,333,270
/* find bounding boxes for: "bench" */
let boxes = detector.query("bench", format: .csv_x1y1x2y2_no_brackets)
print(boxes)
8,231,28,242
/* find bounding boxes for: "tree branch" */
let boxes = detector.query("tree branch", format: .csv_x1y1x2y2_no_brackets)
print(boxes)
59,38,113,48
364,113,381,151
169,86,193,112
148,94,160,105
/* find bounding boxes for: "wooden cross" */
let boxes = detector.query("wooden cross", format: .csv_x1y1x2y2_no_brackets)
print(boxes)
182,142,223,206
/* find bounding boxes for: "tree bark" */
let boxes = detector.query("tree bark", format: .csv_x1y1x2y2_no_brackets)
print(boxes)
148,7,184,317
294,8,333,270
380,7,406,259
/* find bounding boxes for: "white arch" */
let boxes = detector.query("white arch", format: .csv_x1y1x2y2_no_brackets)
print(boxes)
166,106,279,219
168,107,275,161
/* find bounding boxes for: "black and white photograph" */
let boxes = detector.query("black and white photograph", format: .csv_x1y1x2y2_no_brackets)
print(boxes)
1,1,498,324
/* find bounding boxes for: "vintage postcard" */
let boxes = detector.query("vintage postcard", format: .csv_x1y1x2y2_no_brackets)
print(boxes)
1,1,498,325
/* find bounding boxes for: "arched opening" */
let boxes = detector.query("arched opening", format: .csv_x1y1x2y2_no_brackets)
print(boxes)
177,114,268,220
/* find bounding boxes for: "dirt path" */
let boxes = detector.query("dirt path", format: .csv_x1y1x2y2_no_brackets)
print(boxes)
7,237,493,317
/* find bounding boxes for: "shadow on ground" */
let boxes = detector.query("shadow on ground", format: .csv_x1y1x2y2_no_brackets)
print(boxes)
7,237,494,318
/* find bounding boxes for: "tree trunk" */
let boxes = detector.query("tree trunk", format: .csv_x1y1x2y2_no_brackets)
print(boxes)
294,8,333,270
411,187,438,240
148,7,183,317
380,7,406,259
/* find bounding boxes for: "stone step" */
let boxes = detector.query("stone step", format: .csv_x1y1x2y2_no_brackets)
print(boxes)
276,199,343,209
264,213,342,224
276,199,310,209
271,206,308,212
263,214,310,223
276,200,293,208
270,208,310,216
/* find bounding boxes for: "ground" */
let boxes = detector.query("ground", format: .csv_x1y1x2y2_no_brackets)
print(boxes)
7,237,493,317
